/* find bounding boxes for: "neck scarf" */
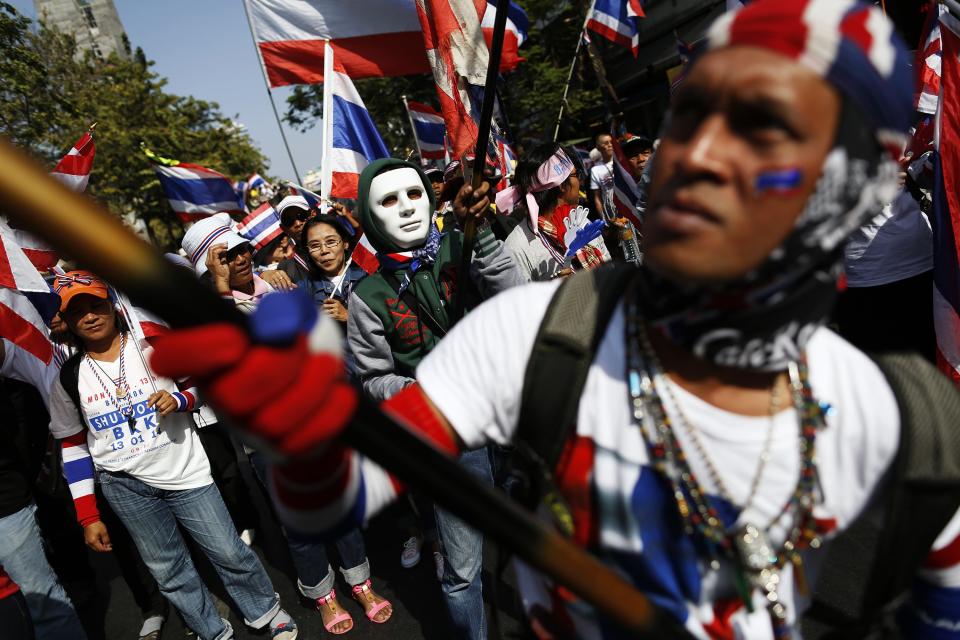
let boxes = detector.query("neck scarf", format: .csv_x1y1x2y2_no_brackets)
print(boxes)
377,224,443,295
640,101,899,372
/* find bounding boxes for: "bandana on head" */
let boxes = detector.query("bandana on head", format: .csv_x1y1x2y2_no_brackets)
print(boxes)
495,148,575,228
639,0,912,372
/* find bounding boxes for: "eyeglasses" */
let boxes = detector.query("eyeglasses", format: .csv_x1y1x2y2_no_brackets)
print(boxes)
307,238,343,252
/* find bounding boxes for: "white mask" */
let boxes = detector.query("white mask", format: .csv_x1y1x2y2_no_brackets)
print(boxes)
367,167,432,250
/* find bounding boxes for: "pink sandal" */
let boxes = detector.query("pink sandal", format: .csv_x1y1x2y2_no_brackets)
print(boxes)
351,580,392,624
316,589,353,635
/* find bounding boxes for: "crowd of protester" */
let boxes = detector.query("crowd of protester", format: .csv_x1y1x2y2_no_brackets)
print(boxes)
1,1,959,639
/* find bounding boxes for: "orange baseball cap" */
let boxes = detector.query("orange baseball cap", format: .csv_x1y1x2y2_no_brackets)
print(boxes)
53,270,110,312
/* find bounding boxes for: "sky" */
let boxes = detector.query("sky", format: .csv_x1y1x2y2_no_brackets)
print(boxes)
12,0,320,182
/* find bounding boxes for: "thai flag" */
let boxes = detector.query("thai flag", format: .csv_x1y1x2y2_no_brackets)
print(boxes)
237,203,284,252
149,154,245,224
0,229,60,367
51,130,96,192
326,59,391,199
415,0,489,160
248,173,268,192
406,101,447,161
287,183,322,210
8,129,97,273
481,0,529,71
352,233,380,275
586,0,645,56
610,138,643,227
932,11,960,385
917,4,945,116
246,0,527,88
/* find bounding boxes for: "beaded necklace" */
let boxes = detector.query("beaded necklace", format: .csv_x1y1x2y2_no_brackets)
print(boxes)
85,332,138,433
625,292,827,639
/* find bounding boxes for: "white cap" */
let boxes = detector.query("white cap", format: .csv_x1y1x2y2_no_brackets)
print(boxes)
180,213,249,277
276,195,309,216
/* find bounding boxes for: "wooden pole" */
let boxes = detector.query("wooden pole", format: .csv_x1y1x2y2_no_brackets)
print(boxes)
0,137,678,637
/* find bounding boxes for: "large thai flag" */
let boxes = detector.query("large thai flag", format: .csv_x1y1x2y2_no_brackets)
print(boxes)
245,0,526,88
932,11,960,384
586,0,645,56
917,4,945,116
406,101,447,161
610,138,643,227
0,229,60,367
415,0,489,160
237,203,284,252
324,53,391,200
151,159,245,224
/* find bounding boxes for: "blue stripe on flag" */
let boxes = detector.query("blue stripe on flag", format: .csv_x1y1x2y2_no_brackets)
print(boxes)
413,120,446,146
158,175,241,208
64,457,95,482
933,152,960,314
332,96,390,161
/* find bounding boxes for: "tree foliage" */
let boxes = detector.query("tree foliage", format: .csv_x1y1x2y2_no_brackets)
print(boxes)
283,0,601,157
0,2,268,250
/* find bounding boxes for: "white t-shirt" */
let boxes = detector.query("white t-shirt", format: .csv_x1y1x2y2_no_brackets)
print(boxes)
48,338,212,491
417,281,958,638
844,190,932,288
589,161,614,192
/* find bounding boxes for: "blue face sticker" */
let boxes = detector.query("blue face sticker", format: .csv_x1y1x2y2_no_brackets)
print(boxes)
755,168,803,195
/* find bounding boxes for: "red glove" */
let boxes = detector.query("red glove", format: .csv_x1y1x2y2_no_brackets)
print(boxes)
150,291,358,456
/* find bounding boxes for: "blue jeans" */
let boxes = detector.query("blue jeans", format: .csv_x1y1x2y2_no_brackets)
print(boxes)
99,473,280,640
0,504,84,640
248,452,370,598
435,447,492,640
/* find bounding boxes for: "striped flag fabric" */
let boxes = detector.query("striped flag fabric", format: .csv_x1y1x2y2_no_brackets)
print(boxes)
414,0,488,160
586,0,645,56
917,4,945,116
0,229,60,366
609,138,643,227
286,182,322,210
236,203,284,252
406,101,447,161
143,147,245,223
352,233,380,275
51,129,96,192
932,10,960,384
245,0,527,88
324,50,391,199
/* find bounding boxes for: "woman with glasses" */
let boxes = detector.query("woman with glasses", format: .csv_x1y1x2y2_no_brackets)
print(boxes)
296,215,370,325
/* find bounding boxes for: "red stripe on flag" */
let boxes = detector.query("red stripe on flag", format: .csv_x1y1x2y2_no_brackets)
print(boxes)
54,154,95,176
585,20,634,50
22,248,58,273
259,33,430,87
0,240,16,290
0,301,53,364
330,171,360,200
924,532,960,570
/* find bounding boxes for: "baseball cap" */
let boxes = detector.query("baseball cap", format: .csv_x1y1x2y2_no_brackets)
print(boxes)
181,213,249,277
54,271,110,312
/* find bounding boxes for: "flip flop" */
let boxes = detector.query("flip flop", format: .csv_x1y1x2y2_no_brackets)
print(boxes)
351,580,392,624
316,589,354,635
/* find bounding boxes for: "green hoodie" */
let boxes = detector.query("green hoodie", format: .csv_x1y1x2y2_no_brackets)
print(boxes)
350,158,508,379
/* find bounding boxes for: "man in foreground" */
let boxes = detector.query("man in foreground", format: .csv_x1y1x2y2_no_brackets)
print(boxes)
151,1,960,637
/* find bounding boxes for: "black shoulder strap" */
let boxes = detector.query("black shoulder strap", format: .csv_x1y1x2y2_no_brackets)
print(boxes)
58,351,85,427
802,352,960,638
516,264,637,480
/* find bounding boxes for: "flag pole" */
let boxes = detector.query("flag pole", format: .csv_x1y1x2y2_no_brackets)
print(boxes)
320,40,335,202
454,0,511,320
401,95,424,163
0,137,674,637
241,0,304,185
553,1,595,142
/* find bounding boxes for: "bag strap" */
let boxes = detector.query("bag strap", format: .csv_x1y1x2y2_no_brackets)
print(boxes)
515,264,637,498
802,352,960,638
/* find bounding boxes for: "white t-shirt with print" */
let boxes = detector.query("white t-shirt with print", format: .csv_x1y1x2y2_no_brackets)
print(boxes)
417,281,960,639
589,161,614,192
49,337,212,491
